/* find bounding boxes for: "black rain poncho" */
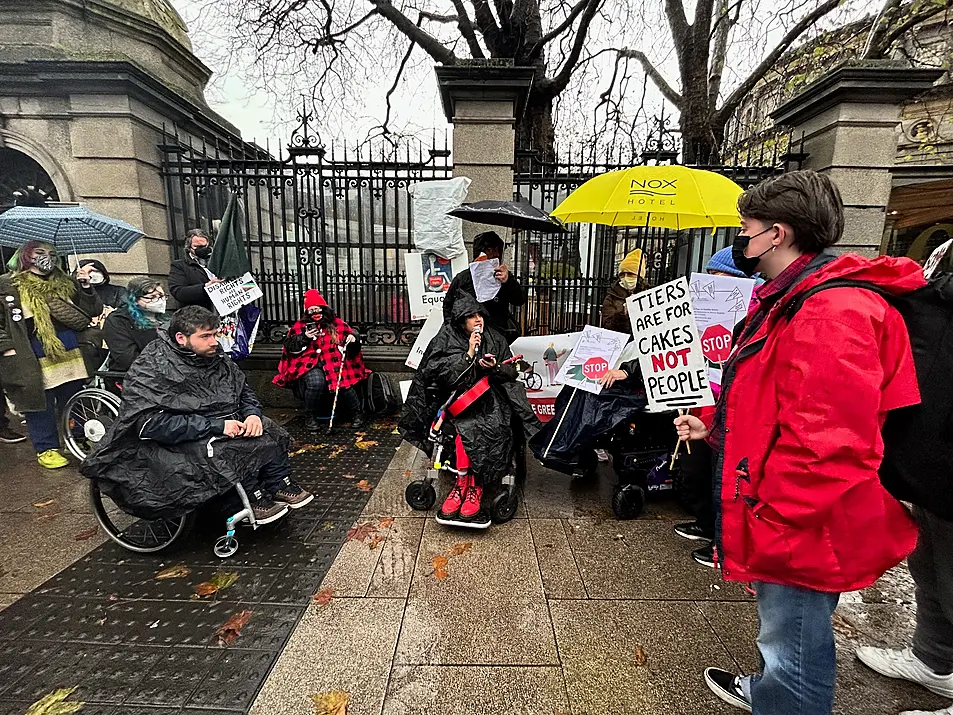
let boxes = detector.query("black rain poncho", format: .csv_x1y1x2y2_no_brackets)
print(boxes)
80,334,291,520
399,294,541,483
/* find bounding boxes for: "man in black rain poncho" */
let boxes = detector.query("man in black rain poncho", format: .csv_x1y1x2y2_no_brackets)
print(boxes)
81,306,313,524
400,294,541,527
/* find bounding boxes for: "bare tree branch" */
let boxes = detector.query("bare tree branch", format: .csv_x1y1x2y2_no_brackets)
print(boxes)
309,9,378,47
665,0,690,45
417,10,459,23
469,0,505,55
866,0,953,59
618,49,684,107
526,0,590,60
715,0,842,124
369,0,457,64
538,0,604,97
449,0,486,57
708,0,738,107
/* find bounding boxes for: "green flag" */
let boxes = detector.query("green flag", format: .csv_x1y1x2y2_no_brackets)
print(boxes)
209,192,251,280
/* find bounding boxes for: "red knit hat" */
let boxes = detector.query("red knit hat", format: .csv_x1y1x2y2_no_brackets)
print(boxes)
304,289,328,310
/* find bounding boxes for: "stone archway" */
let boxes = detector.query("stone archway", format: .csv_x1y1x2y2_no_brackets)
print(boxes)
0,147,59,208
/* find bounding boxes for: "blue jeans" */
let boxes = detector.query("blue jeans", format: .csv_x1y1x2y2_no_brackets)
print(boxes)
24,380,83,453
740,582,841,715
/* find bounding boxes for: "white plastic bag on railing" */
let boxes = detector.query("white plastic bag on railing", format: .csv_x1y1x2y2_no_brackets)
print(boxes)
407,176,471,259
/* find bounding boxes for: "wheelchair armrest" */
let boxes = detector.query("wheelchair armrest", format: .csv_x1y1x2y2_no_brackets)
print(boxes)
95,370,127,381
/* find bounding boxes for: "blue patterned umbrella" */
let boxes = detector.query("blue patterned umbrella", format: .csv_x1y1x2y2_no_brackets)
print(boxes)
0,206,144,253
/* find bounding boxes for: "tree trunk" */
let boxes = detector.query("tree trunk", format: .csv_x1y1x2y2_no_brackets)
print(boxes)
517,92,556,165
679,103,719,165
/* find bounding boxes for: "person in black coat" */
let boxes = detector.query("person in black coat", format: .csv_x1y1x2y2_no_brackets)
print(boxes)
168,228,221,311
102,276,167,372
443,231,526,342
75,259,127,311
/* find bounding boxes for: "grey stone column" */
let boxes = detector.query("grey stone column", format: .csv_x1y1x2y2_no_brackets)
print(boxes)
435,63,534,255
771,61,942,256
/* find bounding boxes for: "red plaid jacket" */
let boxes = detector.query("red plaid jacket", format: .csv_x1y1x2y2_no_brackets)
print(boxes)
273,317,369,391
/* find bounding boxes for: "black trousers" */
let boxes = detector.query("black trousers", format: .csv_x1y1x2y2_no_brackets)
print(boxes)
677,439,715,536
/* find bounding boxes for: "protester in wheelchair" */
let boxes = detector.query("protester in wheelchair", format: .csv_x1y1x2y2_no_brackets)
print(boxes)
102,276,168,372
81,306,313,524
400,294,540,528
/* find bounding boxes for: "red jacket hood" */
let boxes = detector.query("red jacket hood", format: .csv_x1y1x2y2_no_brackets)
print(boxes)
794,253,926,297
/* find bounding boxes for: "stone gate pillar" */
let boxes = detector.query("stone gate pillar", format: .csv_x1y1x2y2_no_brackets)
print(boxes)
435,63,535,254
771,61,942,256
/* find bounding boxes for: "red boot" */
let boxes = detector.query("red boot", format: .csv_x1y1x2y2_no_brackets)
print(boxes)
459,482,484,520
439,473,470,517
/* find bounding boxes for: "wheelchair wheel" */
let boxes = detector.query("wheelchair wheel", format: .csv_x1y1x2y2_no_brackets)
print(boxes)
490,489,518,524
405,480,436,511
526,372,542,391
90,480,195,553
612,484,646,520
62,388,121,461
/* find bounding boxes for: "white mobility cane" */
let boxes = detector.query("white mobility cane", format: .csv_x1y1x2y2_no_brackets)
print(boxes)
328,344,348,433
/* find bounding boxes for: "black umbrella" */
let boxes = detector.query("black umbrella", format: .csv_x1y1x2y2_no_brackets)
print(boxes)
447,200,567,233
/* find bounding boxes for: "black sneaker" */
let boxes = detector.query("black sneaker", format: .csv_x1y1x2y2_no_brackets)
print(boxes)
251,489,289,525
272,478,315,509
704,668,751,712
692,543,716,569
675,522,714,541
0,426,26,444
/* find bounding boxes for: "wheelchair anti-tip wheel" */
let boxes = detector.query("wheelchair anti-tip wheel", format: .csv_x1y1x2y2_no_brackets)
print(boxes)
214,535,239,558
612,483,646,520
90,480,194,553
405,481,437,511
490,489,518,524
63,388,121,461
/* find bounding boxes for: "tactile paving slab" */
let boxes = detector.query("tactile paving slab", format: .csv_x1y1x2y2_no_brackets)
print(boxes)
0,416,402,714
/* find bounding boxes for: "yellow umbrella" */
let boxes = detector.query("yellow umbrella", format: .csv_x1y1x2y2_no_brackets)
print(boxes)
551,165,743,229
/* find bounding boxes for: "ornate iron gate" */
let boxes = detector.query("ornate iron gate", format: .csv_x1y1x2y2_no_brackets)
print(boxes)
160,114,452,346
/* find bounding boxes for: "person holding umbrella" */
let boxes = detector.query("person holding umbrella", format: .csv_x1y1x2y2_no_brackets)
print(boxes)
0,240,102,468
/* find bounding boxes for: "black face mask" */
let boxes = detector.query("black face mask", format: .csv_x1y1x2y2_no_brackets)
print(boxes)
731,226,776,277
192,245,212,259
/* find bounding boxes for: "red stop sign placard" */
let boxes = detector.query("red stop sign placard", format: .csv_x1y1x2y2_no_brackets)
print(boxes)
582,356,609,379
701,324,733,362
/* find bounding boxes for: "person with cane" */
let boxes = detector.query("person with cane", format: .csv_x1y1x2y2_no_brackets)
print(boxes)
274,289,369,430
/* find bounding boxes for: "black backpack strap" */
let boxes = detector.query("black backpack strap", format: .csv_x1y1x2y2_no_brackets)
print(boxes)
783,279,891,322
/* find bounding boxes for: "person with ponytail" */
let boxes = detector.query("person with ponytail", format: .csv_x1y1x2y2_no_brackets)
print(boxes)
274,289,370,430
102,277,168,372
0,240,103,469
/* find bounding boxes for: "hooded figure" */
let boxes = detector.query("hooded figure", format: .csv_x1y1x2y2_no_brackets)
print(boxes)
81,308,306,522
602,248,648,336
76,259,127,310
400,293,541,523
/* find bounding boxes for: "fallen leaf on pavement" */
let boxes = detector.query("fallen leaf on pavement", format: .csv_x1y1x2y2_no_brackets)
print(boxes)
431,555,450,580
213,610,254,647
447,542,472,557
320,521,337,531
36,512,59,521
329,446,346,458
354,439,378,450
379,517,395,529
403,470,413,478
25,687,84,715
368,535,386,550
155,564,191,580
289,443,328,457
354,432,367,437
832,612,858,639
341,473,357,480
32,499,55,509
634,646,648,666
74,526,99,541
312,587,335,606
311,690,350,715
194,571,239,598
355,479,373,492
345,523,378,543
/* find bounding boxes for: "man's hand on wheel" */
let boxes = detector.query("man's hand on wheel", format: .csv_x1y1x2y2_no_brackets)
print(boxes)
223,420,245,438
242,415,263,438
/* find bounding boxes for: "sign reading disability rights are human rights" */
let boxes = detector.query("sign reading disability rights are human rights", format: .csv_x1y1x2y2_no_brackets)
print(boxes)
626,276,715,412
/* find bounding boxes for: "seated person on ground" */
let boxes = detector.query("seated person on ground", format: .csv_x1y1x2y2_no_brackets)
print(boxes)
274,289,370,429
81,306,313,525
601,248,649,337
102,276,168,372
400,294,541,528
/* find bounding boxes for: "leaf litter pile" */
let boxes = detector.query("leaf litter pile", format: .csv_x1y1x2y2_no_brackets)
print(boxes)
429,542,473,581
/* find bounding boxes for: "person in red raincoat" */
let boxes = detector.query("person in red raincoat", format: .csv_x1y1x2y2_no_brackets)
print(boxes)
274,289,370,429
675,170,921,715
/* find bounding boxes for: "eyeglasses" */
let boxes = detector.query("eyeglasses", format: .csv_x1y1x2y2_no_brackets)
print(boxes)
142,292,165,301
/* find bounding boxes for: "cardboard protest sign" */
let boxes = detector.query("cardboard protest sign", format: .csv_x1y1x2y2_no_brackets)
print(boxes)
924,239,953,279
405,252,469,320
510,332,580,421
554,325,629,396
626,277,714,412
205,272,263,316
405,308,444,370
689,273,755,391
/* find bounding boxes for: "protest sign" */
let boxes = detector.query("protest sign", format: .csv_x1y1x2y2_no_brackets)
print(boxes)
554,325,629,396
405,308,444,370
405,252,469,320
626,277,714,411
470,258,501,302
689,273,755,391
510,332,579,421
205,272,263,317
924,239,953,279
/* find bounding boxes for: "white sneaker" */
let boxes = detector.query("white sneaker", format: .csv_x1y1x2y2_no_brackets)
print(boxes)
856,647,953,698
595,449,610,462
900,706,953,715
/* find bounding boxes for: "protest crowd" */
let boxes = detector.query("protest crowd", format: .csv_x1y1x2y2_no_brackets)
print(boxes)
3,167,953,715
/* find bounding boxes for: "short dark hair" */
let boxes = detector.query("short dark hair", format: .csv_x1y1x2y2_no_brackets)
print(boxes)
184,228,211,251
168,306,220,341
737,170,844,253
473,231,504,256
